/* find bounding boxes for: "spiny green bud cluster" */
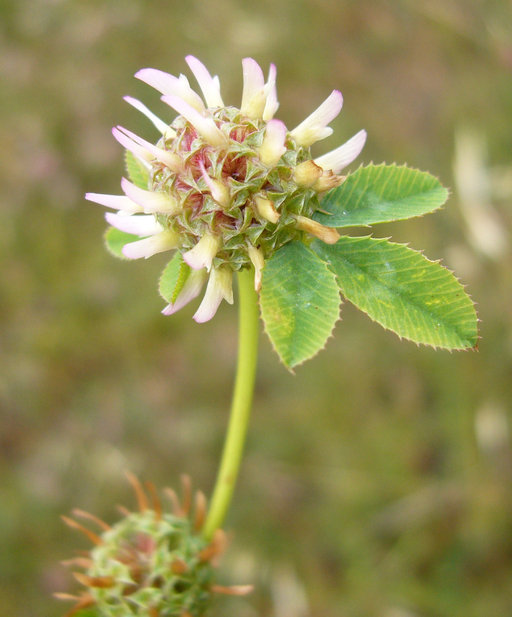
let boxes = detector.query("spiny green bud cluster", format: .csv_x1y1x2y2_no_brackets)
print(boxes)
57,475,251,617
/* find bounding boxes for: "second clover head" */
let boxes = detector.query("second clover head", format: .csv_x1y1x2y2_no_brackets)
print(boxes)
86,56,366,323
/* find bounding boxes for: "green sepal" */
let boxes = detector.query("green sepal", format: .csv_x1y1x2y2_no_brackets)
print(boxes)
125,149,150,189
313,236,478,350
159,252,190,303
315,163,449,228
104,227,139,260
260,241,341,369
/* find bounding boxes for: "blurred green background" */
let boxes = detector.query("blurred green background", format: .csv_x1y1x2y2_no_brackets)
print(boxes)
1,1,511,616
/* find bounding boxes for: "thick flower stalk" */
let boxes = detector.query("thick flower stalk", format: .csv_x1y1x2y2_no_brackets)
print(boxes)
86,55,366,322
57,474,251,617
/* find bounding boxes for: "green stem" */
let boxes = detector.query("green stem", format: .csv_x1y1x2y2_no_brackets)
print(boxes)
203,268,259,540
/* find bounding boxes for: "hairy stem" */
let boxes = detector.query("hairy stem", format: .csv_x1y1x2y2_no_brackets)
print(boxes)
203,268,259,539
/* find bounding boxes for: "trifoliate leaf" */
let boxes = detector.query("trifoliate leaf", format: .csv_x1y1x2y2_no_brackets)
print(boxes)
313,236,478,349
315,164,448,227
104,227,139,260
159,252,190,303
260,242,340,369
125,150,150,189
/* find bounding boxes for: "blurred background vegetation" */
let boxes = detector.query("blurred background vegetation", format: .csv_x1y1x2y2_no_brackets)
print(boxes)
1,1,511,615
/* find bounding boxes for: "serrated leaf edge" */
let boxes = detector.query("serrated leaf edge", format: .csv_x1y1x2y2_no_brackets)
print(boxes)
259,244,343,372
314,235,479,351
319,161,450,227
103,226,137,261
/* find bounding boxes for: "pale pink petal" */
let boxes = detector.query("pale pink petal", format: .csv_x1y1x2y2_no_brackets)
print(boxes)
135,68,205,112
85,192,143,214
123,96,173,136
161,95,226,147
121,230,179,259
185,55,224,108
105,212,164,236
113,126,182,172
290,90,343,147
161,269,207,315
183,233,221,271
258,119,287,167
121,177,180,214
314,129,367,173
112,127,153,163
240,58,266,118
262,63,279,121
193,266,234,323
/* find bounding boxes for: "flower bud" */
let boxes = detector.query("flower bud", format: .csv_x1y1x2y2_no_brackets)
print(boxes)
293,160,323,187
254,195,280,224
58,475,250,617
313,171,345,192
294,215,340,244
247,244,265,292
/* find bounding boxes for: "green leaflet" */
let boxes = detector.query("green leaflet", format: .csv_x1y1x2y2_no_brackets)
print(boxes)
159,252,190,303
125,149,150,189
313,236,478,350
314,164,448,227
260,242,340,369
104,227,139,260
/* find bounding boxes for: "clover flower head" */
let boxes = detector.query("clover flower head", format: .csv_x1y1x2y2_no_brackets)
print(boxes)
86,56,366,322
57,474,252,617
